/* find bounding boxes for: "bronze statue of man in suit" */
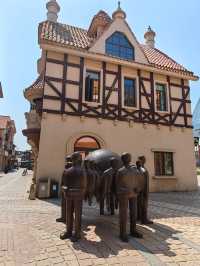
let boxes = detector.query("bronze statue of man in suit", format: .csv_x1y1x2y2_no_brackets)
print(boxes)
60,152,87,242
84,159,96,206
137,156,153,224
56,155,72,223
101,157,119,215
116,153,143,242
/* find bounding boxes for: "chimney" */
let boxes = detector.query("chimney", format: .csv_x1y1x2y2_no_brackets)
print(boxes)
144,26,156,48
46,0,60,22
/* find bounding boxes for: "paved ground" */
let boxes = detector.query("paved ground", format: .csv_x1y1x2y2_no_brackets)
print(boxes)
0,170,200,265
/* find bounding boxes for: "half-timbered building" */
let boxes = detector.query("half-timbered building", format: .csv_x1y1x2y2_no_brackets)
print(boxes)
23,0,199,193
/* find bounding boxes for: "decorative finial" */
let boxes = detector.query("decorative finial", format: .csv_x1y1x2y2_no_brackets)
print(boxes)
144,25,156,48
112,1,126,20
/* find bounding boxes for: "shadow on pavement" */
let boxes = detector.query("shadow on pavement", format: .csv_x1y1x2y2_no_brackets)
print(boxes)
41,198,61,207
39,190,200,260
70,217,179,259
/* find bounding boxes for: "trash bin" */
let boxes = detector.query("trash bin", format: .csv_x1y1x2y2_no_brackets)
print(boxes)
37,178,50,199
50,180,59,198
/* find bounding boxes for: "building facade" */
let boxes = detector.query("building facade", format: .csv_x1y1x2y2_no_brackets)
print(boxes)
0,116,16,171
23,0,199,193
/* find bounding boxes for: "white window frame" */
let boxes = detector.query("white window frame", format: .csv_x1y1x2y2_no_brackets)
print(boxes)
82,67,103,106
154,80,170,114
151,148,176,179
122,73,139,110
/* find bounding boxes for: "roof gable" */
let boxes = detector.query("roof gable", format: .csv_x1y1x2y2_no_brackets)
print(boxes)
88,10,112,38
38,20,197,79
89,18,148,65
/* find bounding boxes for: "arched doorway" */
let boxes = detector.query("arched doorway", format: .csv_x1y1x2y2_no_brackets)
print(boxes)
74,136,100,158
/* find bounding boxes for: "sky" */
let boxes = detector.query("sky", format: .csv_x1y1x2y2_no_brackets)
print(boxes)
0,0,200,150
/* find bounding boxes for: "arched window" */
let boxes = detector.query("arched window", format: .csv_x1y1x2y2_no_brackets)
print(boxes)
74,136,100,158
106,32,135,60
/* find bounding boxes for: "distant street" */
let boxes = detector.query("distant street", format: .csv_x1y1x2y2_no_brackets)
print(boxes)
0,170,200,265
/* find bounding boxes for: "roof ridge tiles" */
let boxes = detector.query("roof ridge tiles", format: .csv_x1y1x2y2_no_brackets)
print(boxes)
41,20,88,33
153,47,188,71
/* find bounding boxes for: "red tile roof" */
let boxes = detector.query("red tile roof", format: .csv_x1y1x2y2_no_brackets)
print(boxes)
39,21,92,49
141,45,189,73
25,73,44,93
39,20,196,78
24,72,44,101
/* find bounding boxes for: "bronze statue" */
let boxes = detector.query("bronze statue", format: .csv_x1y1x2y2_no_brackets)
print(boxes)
101,157,119,215
84,159,96,206
56,155,72,223
90,161,101,202
116,153,143,242
85,150,122,215
60,152,87,242
57,149,152,243
85,149,122,174
137,156,153,224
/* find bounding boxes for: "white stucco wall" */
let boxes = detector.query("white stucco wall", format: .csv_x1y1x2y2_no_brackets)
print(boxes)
37,114,197,192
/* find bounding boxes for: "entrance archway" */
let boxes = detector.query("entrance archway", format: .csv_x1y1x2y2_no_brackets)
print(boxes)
74,136,100,158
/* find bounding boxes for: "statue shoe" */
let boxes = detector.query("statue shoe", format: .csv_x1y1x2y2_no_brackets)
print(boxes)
110,210,115,215
71,235,81,242
60,231,72,240
56,217,66,223
130,231,143,239
142,219,153,225
120,235,129,242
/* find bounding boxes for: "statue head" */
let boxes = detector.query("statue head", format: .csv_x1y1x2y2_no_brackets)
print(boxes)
138,156,146,165
136,160,141,169
121,152,131,167
66,155,72,162
110,157,119,170
71,152,82,166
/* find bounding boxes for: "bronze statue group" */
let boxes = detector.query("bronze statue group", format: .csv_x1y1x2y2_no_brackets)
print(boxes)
56,150,153,243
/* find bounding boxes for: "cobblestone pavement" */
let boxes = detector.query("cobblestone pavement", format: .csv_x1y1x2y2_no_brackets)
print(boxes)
0,170,200,266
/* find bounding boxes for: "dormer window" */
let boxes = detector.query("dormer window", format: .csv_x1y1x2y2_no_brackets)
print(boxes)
106,32,135,60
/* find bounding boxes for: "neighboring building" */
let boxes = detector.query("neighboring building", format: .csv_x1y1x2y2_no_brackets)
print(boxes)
16,150,33,162
16,150,33,161
23,0,199,193
0,116,16,171
192,99,200,165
